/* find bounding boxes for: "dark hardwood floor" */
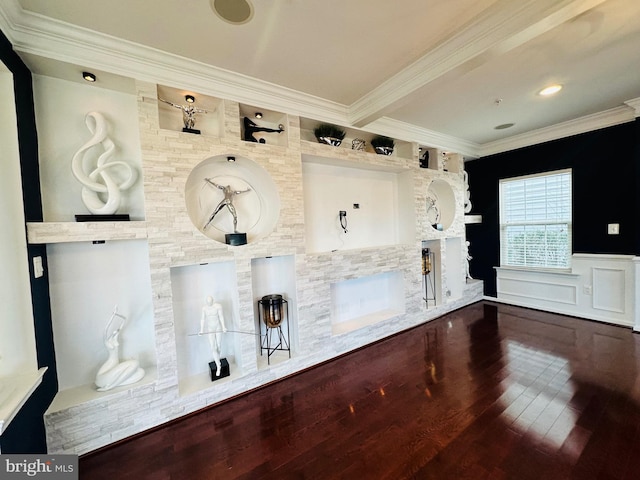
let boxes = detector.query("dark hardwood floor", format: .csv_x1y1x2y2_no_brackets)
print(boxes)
79,301,640,479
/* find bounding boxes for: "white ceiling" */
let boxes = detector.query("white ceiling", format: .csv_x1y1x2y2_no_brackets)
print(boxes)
2,0,640,156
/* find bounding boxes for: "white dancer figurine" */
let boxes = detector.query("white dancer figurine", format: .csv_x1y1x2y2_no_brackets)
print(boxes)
95,306,145,391
71,112,136,215
199,296,227,376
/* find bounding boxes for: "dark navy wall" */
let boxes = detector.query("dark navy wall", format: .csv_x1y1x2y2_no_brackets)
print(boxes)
0,29,57,453
465,121,640,296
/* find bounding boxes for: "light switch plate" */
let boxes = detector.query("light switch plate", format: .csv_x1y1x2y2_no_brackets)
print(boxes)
607,223,620,235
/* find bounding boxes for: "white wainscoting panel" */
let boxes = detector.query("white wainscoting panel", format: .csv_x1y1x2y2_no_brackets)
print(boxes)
592,267,625,313
496,254,640,329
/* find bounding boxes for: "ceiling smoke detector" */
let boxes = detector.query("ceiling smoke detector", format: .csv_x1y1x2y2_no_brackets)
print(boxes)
211,0,254,25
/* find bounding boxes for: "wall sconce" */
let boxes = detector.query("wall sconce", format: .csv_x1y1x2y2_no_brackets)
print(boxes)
82,72,96,82
185,95,195,103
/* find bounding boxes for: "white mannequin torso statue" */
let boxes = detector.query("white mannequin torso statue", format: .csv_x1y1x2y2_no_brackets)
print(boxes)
199,296,227,376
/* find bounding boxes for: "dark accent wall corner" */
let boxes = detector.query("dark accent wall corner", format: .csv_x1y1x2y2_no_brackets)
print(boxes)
0,29,58,453
465,122,639,297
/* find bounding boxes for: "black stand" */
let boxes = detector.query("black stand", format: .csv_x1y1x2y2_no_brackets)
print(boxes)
208,358,230,381
75,214,130,222
225,232,247,246
422,248,436,307
182,127,201,135
259,299,291,365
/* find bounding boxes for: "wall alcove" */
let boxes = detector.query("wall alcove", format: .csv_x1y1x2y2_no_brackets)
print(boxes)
184,154,281,245
426,179,456,231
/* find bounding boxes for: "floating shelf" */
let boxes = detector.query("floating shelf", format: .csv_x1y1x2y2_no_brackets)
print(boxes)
26,221,148,244
464,215,483,224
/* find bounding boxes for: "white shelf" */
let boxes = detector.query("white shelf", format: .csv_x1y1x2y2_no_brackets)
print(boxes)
0,367,47,435
332,309,404,336
178,362,239,398
46,367,157,414
27,221,148,244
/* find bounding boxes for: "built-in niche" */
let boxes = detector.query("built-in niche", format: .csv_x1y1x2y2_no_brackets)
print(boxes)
421,238,464,307
32,74,146,222
185,154,281,245
302,156,415,253
251,255,298,367
45,240,156,412
157,84,223,137
419,147,462,173
445,237,464,302
170,260,242,396
331,271,405,335
426,178,456,231
239,104,288,147
299,118,413,158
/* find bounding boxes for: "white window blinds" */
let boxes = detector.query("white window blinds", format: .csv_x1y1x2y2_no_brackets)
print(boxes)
499,169,572,269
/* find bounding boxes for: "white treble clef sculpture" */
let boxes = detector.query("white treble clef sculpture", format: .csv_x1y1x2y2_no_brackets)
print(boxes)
71,112,136,215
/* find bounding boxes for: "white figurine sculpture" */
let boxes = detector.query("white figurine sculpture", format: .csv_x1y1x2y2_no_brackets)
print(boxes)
71,112,136,215
463,170,473,214
464,240,473,281
199,296,227,376
95,306,145,392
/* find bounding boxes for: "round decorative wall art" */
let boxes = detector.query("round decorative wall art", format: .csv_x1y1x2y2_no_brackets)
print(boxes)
185,155,280,245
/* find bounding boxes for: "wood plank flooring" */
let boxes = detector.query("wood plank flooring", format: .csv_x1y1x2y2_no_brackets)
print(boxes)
79,302,640,479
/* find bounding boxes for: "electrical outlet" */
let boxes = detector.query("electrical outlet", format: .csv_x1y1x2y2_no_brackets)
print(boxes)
583,285,593,295
33,256,44,278
608,223,620,235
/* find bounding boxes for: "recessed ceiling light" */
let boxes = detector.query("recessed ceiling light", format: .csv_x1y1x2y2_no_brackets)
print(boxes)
82,72,96,82
539,84,563,96
255,112,263,119
185,95,195,103
494,123,515,130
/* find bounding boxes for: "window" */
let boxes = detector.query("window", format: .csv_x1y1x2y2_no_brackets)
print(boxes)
499,169,572,269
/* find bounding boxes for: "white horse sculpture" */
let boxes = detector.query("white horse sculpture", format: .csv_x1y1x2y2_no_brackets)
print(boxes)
95,306,145,392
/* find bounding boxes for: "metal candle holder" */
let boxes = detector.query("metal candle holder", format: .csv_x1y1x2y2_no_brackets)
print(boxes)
258,294,291,364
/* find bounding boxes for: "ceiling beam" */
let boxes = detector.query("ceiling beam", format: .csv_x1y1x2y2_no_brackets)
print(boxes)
348,0,608,128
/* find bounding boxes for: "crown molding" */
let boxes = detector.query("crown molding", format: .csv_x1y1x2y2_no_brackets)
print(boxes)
0,0,632,160
479,105,635,157
367,117,481,158
624,97,640,117
0,1,349,126
348,0,606,127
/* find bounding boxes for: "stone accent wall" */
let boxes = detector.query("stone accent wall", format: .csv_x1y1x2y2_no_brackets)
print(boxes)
44,81,482,454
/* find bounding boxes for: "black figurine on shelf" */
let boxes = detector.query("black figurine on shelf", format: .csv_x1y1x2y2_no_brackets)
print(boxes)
243,117,284,143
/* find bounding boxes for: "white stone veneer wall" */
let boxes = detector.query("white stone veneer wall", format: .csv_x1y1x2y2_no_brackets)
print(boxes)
44,80,482,454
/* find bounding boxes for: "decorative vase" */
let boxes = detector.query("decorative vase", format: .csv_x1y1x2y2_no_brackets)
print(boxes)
316,136,342,147
259,294,285,328
374,146,394,156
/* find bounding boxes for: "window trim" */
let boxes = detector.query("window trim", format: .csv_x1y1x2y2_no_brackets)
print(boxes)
499,168,572,270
